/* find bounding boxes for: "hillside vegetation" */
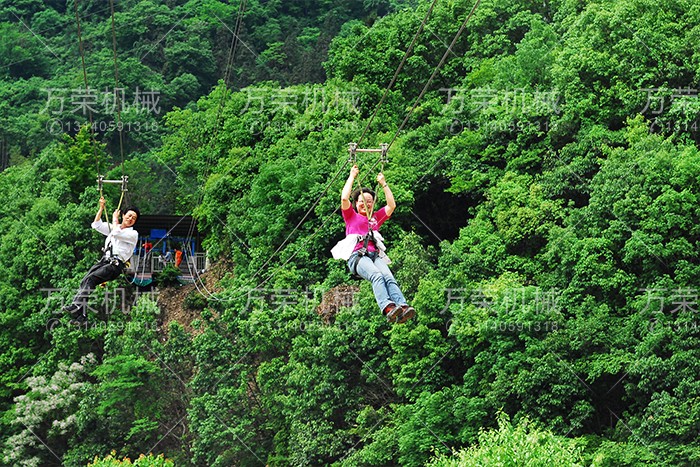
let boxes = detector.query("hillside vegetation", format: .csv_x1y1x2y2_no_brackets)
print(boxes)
2,0,700,465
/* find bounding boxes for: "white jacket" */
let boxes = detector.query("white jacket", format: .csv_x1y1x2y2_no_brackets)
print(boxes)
331,231,391,263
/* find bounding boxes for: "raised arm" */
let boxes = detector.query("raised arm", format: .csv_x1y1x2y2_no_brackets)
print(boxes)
111,207,121,230
93,197,106,223
341,165,359,211
377,172,396,217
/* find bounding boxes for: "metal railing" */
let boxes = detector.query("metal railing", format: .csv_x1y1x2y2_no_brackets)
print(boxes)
129,251,207,275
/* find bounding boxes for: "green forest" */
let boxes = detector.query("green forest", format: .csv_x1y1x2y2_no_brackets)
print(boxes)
2,0,700,465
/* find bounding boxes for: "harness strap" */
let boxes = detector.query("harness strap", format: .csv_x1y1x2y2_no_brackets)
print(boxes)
100,240,129,272
356,230,373,256
101,255,125,269
103,241,114,258
352,230,376,278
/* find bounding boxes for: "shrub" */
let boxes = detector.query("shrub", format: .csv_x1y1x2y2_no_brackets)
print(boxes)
154,265,182,287
428,412,584,467
183,289,207,310
88,452,173,466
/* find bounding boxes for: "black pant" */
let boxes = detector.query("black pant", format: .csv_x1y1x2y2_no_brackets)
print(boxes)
70,258,123,308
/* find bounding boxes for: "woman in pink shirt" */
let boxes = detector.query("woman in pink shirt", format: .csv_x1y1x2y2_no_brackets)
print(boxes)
340,165,415,323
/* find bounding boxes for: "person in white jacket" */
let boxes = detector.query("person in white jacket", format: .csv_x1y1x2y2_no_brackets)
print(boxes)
63,196,139,322
336,165,415,323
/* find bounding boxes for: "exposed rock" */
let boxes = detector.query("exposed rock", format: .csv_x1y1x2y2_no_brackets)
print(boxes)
316,284,360,324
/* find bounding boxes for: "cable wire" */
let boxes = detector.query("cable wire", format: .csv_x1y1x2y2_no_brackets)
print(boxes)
388,0,482,149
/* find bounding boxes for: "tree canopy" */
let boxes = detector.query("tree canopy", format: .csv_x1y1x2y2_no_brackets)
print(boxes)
2,0,700,465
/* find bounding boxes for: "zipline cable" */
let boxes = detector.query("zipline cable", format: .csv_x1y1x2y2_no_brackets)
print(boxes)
351,0,439,199
109,0,127,211
354,0,482,221
246,158,351,280
204,2,440,294
254,0,483,293
73,0,100,179
177,0,253,296
356,0,440,148
189,156,352,302
388,0,482,150
351,0,438,203
74,0,116,227
190,0,483,301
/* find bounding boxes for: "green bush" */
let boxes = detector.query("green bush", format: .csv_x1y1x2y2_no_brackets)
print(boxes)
154,265,182,287
428,412,584,467
88,452,173,466
183,289,207,310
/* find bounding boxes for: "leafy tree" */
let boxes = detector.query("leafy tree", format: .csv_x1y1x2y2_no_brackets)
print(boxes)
88,452,174,466
428,412,584,467
0,22,49,79
2,354,95,467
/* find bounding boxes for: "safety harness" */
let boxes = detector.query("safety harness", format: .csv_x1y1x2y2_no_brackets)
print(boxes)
101,240,128,272
351,229,377,278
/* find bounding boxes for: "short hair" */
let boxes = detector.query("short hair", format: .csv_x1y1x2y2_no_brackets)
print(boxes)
350,188,375,204
122,206,140,223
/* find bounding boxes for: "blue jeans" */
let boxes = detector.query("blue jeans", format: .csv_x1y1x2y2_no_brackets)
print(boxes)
348,252,407,312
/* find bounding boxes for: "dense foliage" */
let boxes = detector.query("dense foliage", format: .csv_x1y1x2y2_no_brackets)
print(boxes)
2,0,700,465
88,452,174,466
428,412,585,467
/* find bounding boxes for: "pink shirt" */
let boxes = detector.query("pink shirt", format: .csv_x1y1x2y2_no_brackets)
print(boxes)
342,206,389,253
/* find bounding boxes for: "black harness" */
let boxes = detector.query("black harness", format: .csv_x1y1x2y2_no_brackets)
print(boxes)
102,240,127,271
351,230,377,278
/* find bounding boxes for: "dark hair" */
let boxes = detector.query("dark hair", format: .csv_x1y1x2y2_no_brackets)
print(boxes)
350,188,375,204
122,206,140,223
